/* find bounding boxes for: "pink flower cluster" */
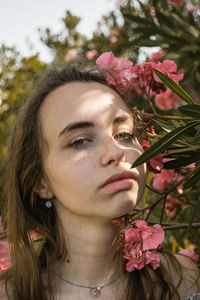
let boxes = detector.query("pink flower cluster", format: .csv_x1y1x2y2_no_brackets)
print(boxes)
96,51,134,93
123,220,165,272
96,51,183,96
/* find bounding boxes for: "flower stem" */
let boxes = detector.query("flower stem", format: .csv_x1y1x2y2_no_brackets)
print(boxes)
162,222,200,231
164,146,200,155
143,113,193,121
160,196,167,225
139,169,196,216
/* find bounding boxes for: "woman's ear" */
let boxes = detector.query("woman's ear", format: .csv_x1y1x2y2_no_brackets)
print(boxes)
34,178,54,199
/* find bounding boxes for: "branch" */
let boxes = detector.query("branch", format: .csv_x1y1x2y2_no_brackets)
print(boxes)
143,112,193,121
163,222,200,231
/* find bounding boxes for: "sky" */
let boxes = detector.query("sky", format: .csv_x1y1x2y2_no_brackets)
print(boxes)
0,0,119,62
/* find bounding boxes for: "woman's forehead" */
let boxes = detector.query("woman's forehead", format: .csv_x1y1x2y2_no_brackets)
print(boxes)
39,81,132,142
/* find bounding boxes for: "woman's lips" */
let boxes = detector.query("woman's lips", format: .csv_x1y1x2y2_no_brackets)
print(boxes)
100,171,137,190
100,178,135,190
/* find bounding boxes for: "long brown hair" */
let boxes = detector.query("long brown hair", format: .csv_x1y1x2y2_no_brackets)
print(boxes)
0,66,193,300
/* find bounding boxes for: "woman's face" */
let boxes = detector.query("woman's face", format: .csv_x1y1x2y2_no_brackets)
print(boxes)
39,81,146,221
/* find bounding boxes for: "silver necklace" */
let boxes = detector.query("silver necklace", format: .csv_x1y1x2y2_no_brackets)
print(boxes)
56,273,119,297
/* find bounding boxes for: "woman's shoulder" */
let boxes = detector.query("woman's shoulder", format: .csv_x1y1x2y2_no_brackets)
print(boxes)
160,252,200,299
0,280,11,300
0,282,7,300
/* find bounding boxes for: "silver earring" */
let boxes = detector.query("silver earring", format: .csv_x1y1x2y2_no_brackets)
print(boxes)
45,199,52,208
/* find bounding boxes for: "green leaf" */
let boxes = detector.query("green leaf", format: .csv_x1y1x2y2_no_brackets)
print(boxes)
179,104,200,119
170,13,199,39
131,122,200,168
152,69,197,104
138,0,155,22
123,14,155,26
184,167,200,190
164,155,200,169
189,196,200,226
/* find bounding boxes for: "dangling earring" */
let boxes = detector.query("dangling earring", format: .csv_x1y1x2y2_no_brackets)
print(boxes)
45,199,52,208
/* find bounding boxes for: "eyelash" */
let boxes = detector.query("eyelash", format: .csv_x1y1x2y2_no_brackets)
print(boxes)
68,132,135,148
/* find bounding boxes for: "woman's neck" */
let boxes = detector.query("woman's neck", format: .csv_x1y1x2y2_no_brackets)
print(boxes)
55,211,121,286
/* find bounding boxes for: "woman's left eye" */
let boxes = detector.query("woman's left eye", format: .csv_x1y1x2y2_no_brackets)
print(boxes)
115,132,135,141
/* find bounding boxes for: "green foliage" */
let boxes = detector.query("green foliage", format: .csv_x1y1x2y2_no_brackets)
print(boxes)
121,0,200,97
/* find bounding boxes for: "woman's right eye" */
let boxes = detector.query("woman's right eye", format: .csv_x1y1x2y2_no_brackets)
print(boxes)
68,138,90,148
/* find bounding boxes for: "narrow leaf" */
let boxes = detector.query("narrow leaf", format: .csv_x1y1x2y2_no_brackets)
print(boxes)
152,69,196,104
131,122,200,168
179,104,200,119
183,168,200,190
189,197,200,226
164,155,200,169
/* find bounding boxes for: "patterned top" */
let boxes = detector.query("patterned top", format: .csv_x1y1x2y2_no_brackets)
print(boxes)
182,294,200,300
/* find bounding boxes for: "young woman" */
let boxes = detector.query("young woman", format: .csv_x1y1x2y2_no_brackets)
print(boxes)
0,66,199,300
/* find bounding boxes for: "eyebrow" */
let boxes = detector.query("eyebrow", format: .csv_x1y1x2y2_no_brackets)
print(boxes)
58,115,132,137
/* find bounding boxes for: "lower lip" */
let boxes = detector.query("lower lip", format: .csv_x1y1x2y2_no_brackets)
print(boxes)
101,178,135,190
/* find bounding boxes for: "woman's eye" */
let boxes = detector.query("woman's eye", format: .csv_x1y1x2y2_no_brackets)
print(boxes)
69,138,89,148
68,132,135,149
115,132,135,141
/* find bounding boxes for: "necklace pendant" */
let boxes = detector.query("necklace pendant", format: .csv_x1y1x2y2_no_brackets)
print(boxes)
90,286,101,297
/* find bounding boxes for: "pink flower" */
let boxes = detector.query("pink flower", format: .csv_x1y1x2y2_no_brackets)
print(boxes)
142,224,165,250
155,88,181,110
152,60,184,83
86,49,97,60
132,62,166,94
153,169,175,190
179,250,199,262
28,230,41,241
0,241,11,273
186,4,196,12
65,49,77,62
96,52,133,93
165,195,180,220
168,0,184,7
126,255,145,271
141,140,164,173
145,251,161,270
123,220,164,272
107,34,117,43
134,220,165,250
132,64,153,88
151,51,166,62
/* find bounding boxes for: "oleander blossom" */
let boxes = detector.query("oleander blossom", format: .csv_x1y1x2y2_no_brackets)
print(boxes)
96,51,134,93
96,52,183,95
123,220,165,272
155,88,181,110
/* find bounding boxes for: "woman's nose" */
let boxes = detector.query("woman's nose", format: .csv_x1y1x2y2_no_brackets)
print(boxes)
99,136,125,166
